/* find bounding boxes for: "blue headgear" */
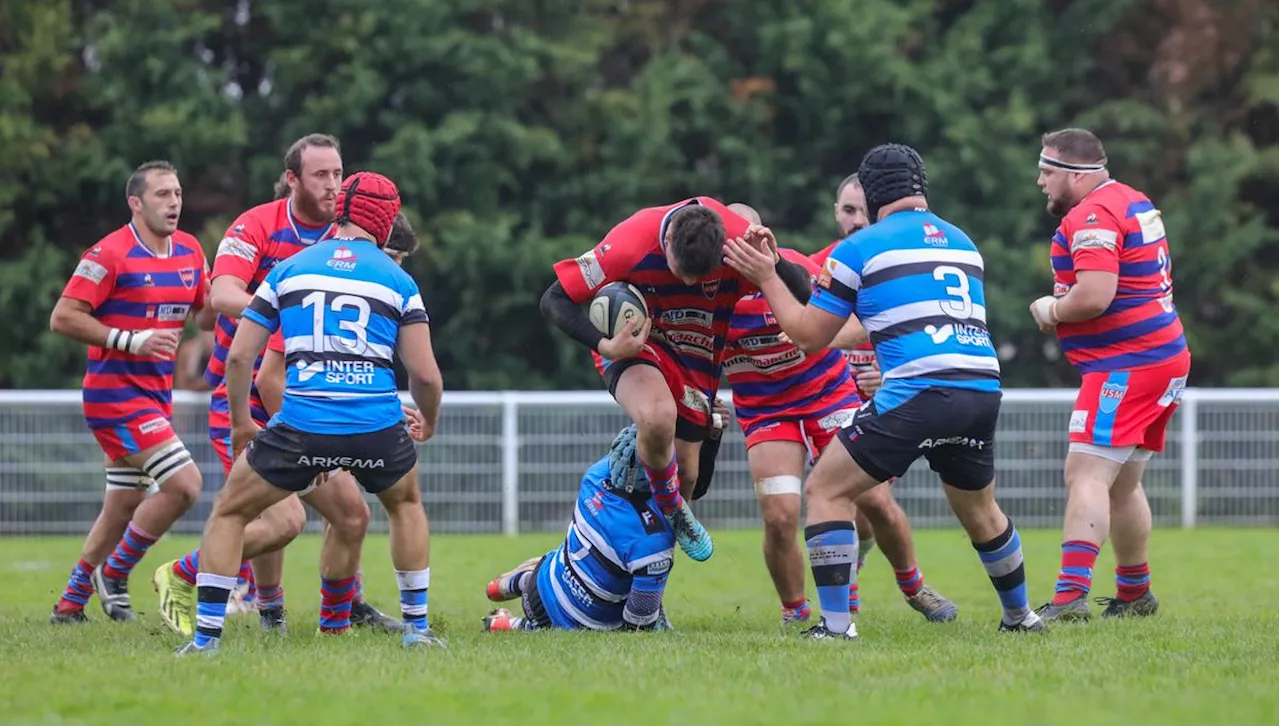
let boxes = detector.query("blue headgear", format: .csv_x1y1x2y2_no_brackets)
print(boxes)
607,425,651,495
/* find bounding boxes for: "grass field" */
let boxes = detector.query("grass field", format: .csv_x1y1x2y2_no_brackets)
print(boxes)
0,528,1275,726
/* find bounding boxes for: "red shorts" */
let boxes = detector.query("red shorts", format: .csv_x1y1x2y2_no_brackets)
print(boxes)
595,342,711,441
1070,354,1191,452
89,409,176,462
743,412,855,462
212,433,236,476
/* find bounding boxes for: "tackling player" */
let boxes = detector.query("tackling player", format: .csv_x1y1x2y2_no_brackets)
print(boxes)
722,202,956,624
177,172,444,655
480,422,724,632
540,198,813,561
1029,128,1188,621
726,144,1044,639
49,161,210,624
153,213,422,639
168,134,398,633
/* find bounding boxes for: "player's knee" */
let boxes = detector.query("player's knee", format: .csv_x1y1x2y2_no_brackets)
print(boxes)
146,440,201,507
329,505,369,543
855,484,901,525
274,498,307,543
633,400,678,446
760,504,800,544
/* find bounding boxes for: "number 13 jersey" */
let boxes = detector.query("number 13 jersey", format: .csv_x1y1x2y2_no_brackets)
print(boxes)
810,210,1001,413
242,238,427,434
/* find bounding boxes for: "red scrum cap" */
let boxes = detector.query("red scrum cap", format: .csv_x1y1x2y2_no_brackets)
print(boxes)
334,171,401,245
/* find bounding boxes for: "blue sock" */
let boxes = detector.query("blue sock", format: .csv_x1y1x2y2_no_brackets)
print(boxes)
194,573,236,647
396,568,430,631
805,521,857,635
973,518,1030,625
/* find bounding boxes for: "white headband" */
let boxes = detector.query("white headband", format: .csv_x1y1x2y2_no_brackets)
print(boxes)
1039,153,1106,173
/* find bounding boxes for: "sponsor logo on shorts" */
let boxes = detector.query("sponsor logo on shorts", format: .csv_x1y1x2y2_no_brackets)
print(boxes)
1157,376,1188,408
1069,409,1088,433
296,455,386,468
1098,382,1128,414
817,408,857,431
918,436,986,450
138,417,170,435
680,385,711,415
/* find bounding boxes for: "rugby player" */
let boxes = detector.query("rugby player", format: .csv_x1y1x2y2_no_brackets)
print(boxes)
1030,128,1187,621
726,144,1044,639
480,421,724,633
722,202,956,624
154,213,421,638
177,172,443,654
157,134,398,633
541,199,813,561
49,161,210,624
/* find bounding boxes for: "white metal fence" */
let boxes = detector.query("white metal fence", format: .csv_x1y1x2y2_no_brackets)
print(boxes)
0,389,1274,536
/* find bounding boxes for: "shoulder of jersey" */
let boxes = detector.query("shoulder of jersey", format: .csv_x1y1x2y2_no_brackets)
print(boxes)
231,198,288,232
92,225,136,256
172,230,204,252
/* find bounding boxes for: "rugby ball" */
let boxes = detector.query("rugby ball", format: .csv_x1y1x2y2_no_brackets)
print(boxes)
589,282,648,338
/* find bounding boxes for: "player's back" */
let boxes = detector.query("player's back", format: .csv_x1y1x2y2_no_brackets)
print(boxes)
537,457,675,630
75,225,208,421
261,238,424,435
821,210,1000,412
724,249,854,421
1051,180,1187,372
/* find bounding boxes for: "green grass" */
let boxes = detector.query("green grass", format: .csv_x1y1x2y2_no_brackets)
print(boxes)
0,529,1275,726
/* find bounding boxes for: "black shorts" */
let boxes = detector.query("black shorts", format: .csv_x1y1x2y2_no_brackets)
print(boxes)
837,387,1001,491
602,357,707,443
519,555,553,629
246,421,417,495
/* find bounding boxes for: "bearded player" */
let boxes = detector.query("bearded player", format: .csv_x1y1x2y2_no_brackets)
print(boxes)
722,202,956,625
155,134,398,634
540,198,813,561
1030,128,1189,621
49,161,211,624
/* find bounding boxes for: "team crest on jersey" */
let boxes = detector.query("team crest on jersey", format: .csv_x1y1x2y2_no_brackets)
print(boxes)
763,311,777,326
179,268,197,289
327,247,358,272
923,223,948,246
1098,381,1128,414
700,278,720,298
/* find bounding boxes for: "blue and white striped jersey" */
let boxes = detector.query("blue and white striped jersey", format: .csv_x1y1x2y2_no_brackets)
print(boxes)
242,237,428,435
811,210,1001,412
537,456,675,630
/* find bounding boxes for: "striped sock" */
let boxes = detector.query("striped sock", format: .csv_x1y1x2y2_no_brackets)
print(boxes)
974,519,1031,626
396,568,430,631
645,458,681,516
257,584,284,610
848,581,861,614
805,521,857,635
100,524,159,579
895,566,924,597
319,576,356,633
1115,563,1151,602
57,559,96,612
194,572,235,647
1052,539,1101,605
237,560,254,587
173,550,199,585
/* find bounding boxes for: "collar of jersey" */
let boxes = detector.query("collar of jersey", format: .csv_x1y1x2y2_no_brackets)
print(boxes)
657,198,702,252
286,198,336,245
128,222,171,258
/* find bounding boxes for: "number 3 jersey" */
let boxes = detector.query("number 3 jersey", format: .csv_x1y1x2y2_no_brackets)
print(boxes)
1049,179,1188,374
811,210,1000,413
242,238,428,434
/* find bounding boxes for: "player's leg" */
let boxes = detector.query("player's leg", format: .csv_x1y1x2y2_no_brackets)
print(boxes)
745,433,809,623
177,426,317,655
51,473,146,623
298,470,374,635
1100,452,1159,617
855,482,958,622
313,486,402,633
853,508,876,573
247,496,306,630
368,463,442,647
486,554,544,602
94,430,201,621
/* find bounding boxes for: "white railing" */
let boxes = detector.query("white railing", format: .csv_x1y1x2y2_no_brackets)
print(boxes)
0,388,1274,535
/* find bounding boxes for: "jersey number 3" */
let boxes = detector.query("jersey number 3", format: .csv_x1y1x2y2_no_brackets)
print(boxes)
933,265,973,319
301,291,371,353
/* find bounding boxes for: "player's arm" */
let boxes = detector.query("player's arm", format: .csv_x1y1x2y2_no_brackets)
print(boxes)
228,278,279,447
256,332,286,416
828,316,869,350
51,252,178,358
209,218,266,319
620,563,673,631
541,228,653,357
772,256,813,304
1032,211,1121,329
396,289,443,441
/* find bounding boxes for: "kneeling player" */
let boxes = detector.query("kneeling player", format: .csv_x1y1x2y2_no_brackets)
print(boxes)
481,424,724,632
720,209,957,624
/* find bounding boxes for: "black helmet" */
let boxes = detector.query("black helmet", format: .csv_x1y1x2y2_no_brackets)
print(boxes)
857,143,927,222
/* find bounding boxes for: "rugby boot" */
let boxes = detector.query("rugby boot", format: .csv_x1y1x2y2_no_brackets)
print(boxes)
1096,591,1159,619
905,584,959,623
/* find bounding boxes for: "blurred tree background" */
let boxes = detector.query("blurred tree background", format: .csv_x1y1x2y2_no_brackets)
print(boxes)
0,0,1275,390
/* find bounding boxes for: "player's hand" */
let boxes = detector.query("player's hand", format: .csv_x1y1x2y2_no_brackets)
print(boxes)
855,363,883,397
402,405,434,442
723,235,779,286
1030,296,1059,333
744,224,780,262
708,397,732,440
230,421,261,459
137,329,181,359
597,316,651,360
